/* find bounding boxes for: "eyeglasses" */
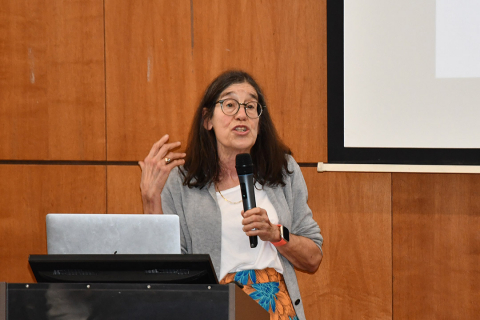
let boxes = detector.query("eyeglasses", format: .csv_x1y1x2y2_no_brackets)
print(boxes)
215,98,264,119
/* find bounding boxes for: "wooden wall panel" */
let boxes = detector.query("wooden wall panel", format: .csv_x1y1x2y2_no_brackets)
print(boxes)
107,166,143,214
0,165,106,283
192,0,327,162
296,169,392,320
105,0,195,161
0,0,105,160
393,174,480,319
105,0,327,163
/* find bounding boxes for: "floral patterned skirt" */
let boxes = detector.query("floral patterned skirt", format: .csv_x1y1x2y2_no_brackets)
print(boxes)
219,268,298,320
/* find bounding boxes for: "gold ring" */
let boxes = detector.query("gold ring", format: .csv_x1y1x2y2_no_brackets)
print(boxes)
165,157,172,164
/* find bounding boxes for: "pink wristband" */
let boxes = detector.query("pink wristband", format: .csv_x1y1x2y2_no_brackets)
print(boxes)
271,224,288,247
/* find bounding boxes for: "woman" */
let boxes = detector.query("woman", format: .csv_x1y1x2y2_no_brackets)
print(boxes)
139,70,323,320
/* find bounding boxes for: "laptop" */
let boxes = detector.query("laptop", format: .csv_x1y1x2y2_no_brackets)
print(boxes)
46,214,181,254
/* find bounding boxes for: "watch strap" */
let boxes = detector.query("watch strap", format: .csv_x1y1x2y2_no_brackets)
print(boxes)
272,224,288,247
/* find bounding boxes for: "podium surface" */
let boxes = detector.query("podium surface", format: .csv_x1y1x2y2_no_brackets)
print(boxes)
1,282,269,320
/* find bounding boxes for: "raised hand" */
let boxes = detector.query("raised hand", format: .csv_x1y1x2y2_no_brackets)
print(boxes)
139,134,186,214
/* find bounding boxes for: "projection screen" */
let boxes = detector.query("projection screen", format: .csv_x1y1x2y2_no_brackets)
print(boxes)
327,0,480,165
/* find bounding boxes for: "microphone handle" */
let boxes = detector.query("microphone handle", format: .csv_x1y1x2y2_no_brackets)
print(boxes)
239,173,258,248
249,233,258,248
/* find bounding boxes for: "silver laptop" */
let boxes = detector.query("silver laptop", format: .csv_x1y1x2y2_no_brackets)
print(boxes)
46,214,181,254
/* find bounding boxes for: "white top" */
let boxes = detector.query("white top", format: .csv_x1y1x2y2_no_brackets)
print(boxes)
216,183,284,281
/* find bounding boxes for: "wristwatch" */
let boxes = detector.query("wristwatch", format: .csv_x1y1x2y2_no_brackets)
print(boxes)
271,224,290,247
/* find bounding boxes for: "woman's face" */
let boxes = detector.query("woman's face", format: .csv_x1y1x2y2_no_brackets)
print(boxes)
205,82,260,159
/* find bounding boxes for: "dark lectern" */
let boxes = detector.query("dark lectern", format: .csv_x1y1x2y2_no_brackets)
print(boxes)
1,254,269,319
1,282,268,320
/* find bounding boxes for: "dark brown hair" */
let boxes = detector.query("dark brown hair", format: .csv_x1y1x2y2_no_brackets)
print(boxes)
182,70,292,188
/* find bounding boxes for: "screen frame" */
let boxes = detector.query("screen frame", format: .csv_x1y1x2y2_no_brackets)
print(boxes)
29,254,218,285
327,0,480,165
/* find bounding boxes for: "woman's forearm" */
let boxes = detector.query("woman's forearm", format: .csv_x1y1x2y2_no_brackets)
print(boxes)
141,194,163,214
275,233,323,273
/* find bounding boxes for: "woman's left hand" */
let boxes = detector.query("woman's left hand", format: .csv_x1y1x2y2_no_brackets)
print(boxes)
241,208,280,243
242,207,323,273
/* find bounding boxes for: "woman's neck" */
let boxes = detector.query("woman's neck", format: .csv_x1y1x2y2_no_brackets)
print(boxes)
217,153,240,190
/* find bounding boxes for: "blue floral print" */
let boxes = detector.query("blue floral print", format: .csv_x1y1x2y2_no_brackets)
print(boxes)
249,282,280,312
234,270,256,285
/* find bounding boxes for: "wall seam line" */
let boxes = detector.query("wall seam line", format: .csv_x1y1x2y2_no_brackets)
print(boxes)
391,172,394,320
103,0,108,214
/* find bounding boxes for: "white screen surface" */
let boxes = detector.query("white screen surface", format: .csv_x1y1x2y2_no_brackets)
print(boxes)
436,0,480,78
344,0,480,149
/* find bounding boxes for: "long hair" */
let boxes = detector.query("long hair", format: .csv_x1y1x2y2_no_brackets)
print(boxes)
182,70,292,188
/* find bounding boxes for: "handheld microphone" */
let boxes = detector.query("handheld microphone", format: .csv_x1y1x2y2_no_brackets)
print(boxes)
235,153,258,248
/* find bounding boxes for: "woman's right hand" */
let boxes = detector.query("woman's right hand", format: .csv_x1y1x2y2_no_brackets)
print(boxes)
138,134,186,214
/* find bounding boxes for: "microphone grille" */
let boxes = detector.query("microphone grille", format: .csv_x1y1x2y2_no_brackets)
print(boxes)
235,153,252,166
235,153,253,175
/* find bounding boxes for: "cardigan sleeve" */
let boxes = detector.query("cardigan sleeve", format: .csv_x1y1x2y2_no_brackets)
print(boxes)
161,167,190,255
286,156,324,252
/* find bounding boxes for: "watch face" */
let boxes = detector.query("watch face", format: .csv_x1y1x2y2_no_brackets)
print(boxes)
282,226,290,242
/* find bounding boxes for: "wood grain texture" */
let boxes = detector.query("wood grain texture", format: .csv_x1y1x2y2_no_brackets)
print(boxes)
107,166,143,214
0,165,106,283
191,0,327,163
105,0,195,161
0,0,105,160
296,169,392,320
393,174,480,319
105,0,327,163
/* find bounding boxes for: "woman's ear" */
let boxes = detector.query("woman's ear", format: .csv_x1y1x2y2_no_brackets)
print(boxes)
202,108,213,130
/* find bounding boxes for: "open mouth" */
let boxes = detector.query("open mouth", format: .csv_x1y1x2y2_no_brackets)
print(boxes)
234,126,248,132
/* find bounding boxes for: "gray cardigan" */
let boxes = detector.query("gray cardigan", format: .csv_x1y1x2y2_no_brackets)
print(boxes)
161,155,323,320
